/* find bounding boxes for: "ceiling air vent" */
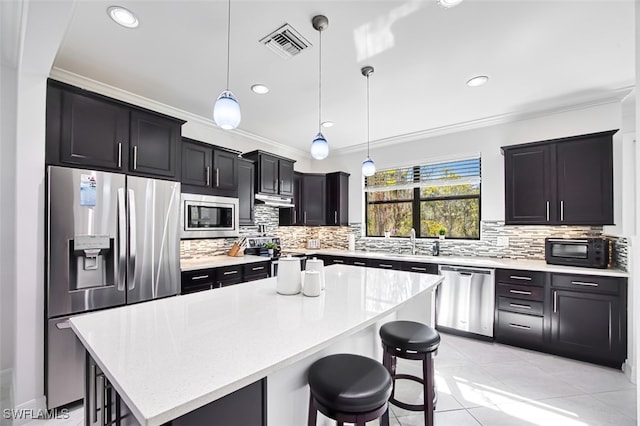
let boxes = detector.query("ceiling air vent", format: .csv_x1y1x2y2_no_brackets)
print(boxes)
259,24,311,59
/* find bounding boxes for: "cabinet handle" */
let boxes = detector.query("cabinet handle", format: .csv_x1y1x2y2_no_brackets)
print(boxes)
571,281,598,287
333,259,344,264
509,303,531,309
117,143,122,168
252,266,264,271
509,289,532,295
411,267,427,271
293,210,296,224
509,275,532,281
553,290,557,313
206,166,211,186
560,200,564,221
334,211,338,224
354,261,366,266
216,168,220,187
133,145,138,170
304,211,307,224
191,274,209,280
223,270,239,275
546,201,549,221
379,263,393,268
508,323,531,330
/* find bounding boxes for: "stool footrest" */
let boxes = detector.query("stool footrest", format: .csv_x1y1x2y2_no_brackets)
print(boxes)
393,373,425,386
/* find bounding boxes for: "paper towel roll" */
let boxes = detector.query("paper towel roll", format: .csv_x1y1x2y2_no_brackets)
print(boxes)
348,234,355,251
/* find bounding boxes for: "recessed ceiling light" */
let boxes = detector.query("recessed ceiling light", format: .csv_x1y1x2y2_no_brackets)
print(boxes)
466,75,489,87
251,84,269,95
321,121,334,128
437,0,464,8
107,6,139,29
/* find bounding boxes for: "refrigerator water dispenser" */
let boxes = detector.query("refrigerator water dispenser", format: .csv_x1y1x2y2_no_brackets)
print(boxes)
70,235,114,290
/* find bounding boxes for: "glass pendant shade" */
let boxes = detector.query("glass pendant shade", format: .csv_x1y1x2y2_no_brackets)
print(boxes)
310,132,329,160
213,90,241,130
362,157,376,176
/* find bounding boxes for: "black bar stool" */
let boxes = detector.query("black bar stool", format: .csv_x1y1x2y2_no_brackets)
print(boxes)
379,320,440,426
307,353,392,426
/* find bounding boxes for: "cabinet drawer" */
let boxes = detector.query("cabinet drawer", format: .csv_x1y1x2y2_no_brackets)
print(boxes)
497,311,544,344
369,260,400,270
401,262,438,274
498,297,544,316
243,262,270,278
496,269,545,286
551,273,622,295
497,283,544,301
350,258,369,267
216,265,242,281
182,269,216,285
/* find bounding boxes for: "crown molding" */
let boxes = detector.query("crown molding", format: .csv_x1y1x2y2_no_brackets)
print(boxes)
48,67,309,159
335,86,634,155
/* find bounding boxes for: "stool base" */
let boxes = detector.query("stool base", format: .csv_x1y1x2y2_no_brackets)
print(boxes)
308,393,390,426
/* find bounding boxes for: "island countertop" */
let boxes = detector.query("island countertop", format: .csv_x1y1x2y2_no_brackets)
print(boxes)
70,265,443,426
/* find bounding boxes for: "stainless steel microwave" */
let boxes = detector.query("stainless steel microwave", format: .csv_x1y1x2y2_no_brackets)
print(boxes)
180,193,239,239
544,237,609,268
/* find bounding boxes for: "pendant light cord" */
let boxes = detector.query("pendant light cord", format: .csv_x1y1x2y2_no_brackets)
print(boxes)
318,29,322,133
225,0,231,90
366,72,370,157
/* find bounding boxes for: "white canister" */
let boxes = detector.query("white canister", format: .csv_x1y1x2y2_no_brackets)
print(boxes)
276,256,301,295
303,270,322,297
305,257,325,290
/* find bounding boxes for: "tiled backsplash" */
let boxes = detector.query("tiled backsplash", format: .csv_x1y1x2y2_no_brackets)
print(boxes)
181,205,628,271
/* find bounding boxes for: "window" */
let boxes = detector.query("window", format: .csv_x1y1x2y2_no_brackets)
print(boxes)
365,158,481,239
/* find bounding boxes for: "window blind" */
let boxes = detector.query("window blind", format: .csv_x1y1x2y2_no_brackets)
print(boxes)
365,158,481,192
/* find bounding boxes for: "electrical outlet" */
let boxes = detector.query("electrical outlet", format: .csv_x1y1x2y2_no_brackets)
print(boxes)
497,236,509,247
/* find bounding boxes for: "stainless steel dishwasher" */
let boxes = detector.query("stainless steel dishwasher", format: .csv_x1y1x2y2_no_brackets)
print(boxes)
436,265,495,337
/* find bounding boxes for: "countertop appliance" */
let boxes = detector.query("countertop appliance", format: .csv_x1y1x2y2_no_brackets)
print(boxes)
180,193,239,239
244,236,307,276
45,166,180,409
436,265,495,338
545,237,609,268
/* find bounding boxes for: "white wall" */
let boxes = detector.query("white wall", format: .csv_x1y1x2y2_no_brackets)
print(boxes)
313,102,623,226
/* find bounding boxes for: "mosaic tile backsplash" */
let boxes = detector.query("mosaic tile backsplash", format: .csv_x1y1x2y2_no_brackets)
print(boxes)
180,205,628,271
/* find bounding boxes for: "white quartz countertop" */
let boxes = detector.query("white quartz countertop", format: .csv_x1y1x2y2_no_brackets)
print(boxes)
180,254,268,271
303,249,628,277
70,265,443,426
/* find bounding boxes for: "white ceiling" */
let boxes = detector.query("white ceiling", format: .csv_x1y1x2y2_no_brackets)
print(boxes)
52,0,635,156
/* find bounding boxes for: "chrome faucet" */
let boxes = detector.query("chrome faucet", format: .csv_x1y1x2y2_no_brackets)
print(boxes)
410,228,416,255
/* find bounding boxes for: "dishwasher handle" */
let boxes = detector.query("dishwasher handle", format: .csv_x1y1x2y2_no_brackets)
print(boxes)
439,265,494,275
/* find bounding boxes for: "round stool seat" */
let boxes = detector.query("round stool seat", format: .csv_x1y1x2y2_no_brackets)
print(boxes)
308,354,392,413
380,321,440,353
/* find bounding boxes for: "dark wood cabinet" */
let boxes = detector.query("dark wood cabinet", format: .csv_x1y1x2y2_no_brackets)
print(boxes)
300,174,326,225
326,172,350,226
181,261,271,295
550,273,626,367
279,173,304,226
46,80,184,179
181,137,239,197
238,158,255,225
502,130,616,225
495,269,546,350
243,151,296,197
129,110,180,178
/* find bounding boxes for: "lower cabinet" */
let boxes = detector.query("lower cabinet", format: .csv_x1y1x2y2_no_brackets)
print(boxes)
550,273,626,367
181,261,271,294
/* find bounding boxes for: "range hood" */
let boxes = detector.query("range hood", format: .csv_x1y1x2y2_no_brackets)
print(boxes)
255,193,294,208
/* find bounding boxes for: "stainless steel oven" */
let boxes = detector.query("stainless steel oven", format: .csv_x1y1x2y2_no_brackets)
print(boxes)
180,193,239,239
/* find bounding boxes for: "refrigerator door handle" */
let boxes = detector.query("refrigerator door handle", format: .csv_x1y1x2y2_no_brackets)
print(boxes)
117,188,127,292
127,188,137,291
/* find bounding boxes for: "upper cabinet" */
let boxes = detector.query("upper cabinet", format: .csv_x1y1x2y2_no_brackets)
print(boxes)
502,130,616,225
181,137,239,197
46,80,184,180
326,172,350,226
243,151,295,197
237,158,255,225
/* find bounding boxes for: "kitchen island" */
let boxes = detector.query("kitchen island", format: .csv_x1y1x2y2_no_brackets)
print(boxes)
70,264,442,426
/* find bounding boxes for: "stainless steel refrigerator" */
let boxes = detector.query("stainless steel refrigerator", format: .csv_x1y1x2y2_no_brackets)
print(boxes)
45,165,180,409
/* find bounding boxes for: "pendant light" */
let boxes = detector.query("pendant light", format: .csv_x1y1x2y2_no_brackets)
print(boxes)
310,15,329,160
361,66,376,177
213,0,241,130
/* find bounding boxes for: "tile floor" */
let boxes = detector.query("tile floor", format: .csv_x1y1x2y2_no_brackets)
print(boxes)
22,333,637,426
